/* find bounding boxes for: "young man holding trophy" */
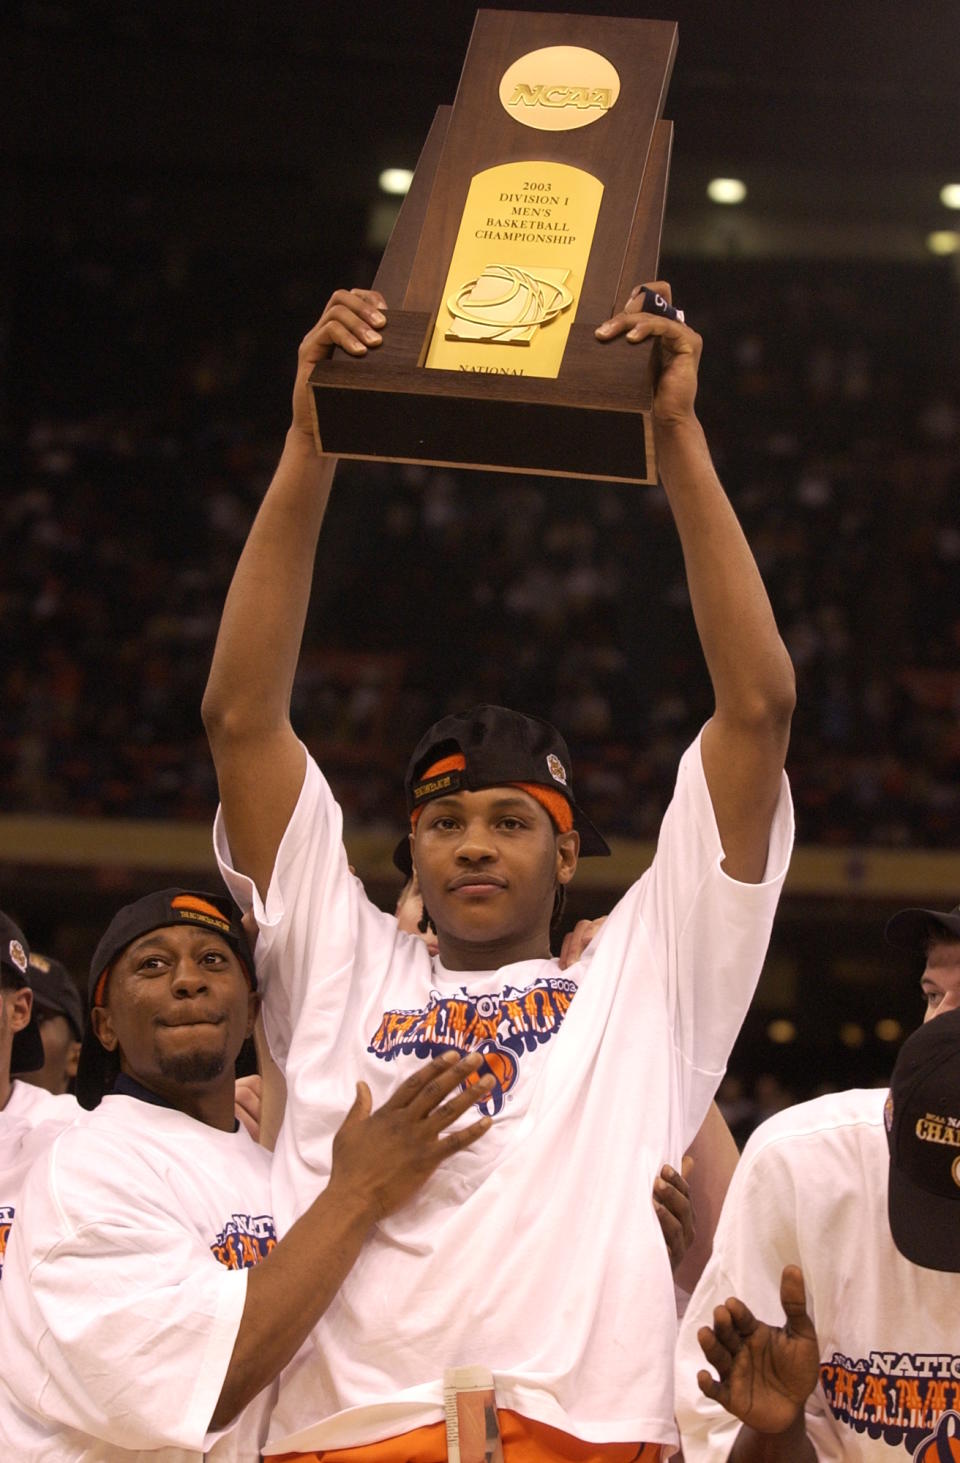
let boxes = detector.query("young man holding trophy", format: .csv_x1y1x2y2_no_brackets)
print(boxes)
200,277,795,1463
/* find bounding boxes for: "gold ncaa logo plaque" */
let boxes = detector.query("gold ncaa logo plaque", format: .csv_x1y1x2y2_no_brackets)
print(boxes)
499,46,621,132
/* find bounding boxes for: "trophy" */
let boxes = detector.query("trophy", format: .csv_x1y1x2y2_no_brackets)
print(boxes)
309,10,677,485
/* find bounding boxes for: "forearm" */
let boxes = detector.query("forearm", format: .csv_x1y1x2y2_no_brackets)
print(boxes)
655,417,795,724
674,1102,739,1295
211,1178,371,1429
202,429,334,741
728,1411,817,1463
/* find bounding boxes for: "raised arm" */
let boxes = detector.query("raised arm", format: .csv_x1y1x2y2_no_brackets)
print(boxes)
597,286,796,882
201,289,388,900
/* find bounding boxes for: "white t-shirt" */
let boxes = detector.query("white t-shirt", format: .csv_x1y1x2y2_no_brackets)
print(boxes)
0,1092,278,1462
0,1078,79,1278
215,731,793,1455
675,1087,960,1463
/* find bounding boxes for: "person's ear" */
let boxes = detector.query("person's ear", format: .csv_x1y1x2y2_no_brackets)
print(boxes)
7,986,33,1034
65,1040,81,1080
555,830,580,885
90,1004,119,1053
245,990,262,1039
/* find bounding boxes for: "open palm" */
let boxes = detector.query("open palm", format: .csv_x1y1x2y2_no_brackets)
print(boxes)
696,1265,820,1434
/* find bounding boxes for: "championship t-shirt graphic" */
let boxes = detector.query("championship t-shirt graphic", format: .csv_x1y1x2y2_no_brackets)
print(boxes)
0,1203,14,1277
368,976,577,1115
210,1212,278,1269
821,1353,960,1458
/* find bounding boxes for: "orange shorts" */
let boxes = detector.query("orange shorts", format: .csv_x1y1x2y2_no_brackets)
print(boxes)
274,1410,662,1463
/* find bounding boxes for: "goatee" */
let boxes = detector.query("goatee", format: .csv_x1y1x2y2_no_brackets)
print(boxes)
158,1050,227,1084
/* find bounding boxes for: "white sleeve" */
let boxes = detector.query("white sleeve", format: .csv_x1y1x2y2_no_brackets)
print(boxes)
675,1119,834,1463
1,1132,248,1454
636,730,793,1136
214,745,395,1066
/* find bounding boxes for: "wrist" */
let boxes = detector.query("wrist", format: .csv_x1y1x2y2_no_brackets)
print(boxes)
322,1172,380,1234
770,1403,809,1439
653,413,711,485
732,1407,813,1463
285,423,321,459
653,411,703,445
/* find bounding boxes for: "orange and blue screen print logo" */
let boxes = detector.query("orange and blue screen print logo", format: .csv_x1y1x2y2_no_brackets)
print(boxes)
210,1213,278,1270
0,1204,13,1278
820,1354,960,1458
368,977,577,1115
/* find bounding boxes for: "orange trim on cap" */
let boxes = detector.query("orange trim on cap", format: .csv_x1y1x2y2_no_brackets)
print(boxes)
421,754,466,778
513,781,574,833
171,894,229,925
410,754,467,830
409,757,574,836
93,967,110,1008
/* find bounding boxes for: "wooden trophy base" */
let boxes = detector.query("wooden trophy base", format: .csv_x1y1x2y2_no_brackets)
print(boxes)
310,12,677,485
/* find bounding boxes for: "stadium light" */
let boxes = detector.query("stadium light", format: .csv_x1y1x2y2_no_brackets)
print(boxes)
707,177,747,205
379,168,413,196
939,183,960,210
927,230,960,256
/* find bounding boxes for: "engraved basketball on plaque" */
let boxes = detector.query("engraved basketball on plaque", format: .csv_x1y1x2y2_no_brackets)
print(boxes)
309,11,678,484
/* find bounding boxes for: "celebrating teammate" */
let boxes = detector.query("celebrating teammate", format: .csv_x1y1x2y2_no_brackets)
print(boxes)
0,913,79,1282
675,901,960,1463
0,888,490,1460
201,284,796,1459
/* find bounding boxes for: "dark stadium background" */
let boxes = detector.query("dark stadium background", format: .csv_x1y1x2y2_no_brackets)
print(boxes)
2,0,958,1127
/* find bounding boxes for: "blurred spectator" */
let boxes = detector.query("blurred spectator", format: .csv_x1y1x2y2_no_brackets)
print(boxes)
1,247,958,849
20,955,83,1098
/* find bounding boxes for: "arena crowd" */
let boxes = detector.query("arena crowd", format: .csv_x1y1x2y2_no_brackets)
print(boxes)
0,247,958,1463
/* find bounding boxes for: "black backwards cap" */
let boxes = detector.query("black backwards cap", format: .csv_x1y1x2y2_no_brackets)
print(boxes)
885,1006,960,1272
394,703,610,876
76,888,255,1111
886,903,960,954
27,953,85,1043
0,912,45,1075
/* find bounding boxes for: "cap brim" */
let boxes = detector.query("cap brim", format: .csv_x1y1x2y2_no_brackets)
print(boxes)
33,995,84,1043
885,908,960,952
573,812,612,860
10,1017,45,1075
888,1159,960,1272
394,833,415,877
75,1025,119,1110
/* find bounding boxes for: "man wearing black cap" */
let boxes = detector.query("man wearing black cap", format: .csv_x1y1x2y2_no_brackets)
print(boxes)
0,912,79,1280
0,887,491,1461
20,952,84,1097
676,901,960,1463
202,285,796,1460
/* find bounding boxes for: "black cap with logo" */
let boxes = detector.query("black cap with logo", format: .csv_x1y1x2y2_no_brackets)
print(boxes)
76,888,255,1110
885,1006,960,1272
394,703,611,875
0,912,45,1075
